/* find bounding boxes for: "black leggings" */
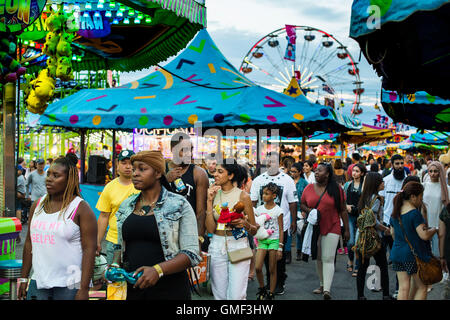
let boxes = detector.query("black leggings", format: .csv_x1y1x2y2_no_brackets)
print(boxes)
356,244,390,298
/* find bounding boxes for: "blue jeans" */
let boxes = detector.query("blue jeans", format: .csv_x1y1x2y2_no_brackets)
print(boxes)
285,233,292,252
431,233,440,257
26,280,78,300
347,215,360,270
105,240,115,265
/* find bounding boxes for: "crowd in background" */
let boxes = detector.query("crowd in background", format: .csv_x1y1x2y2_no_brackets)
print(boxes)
13,137,450,300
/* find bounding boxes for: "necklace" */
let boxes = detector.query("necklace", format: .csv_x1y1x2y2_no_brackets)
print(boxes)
136,196,157,216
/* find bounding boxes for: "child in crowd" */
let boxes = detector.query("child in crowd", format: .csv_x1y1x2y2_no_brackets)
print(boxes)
254,183,284,300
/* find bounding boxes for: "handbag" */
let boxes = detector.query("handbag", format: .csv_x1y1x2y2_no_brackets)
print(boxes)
398,217,443,285
224,233,253,264
106,281,127,300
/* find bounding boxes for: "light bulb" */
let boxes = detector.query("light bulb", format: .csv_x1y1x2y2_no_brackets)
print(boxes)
105,11,112,17
85,2,92,9
123,18,130,24
116,11,123,17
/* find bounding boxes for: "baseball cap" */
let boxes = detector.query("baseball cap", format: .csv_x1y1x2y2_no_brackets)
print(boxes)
36,159,45,164
118,150,135,161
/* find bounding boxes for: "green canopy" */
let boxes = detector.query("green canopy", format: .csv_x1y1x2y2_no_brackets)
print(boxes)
20,0,207,72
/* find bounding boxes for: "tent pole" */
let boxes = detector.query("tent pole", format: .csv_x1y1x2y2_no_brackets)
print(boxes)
112,130,117,178
2,82,17,216
80,129,86,184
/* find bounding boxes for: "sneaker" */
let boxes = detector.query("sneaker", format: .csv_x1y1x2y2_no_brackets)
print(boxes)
392,290,398,300
274,283,285,295
323,291,332,300
344,247,348,254
256,287,267,300
338,248,344,255
286,251,292,264
265,292,275,300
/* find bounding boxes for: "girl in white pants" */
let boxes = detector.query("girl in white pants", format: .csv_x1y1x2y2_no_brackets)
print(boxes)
316,233,341,295
205,160,257,300
209,235,251,300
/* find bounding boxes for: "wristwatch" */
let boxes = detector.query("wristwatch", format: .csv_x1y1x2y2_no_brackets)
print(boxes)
198,236,205,244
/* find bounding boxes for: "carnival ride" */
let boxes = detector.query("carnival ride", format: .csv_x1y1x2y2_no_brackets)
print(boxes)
239,25,364,117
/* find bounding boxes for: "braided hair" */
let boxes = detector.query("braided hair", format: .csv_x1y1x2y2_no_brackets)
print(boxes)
36,153,81,219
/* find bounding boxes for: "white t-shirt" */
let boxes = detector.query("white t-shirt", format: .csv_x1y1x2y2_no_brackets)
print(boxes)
255,205,283,240
250,172,298,232
423,181,450,228
379,172,405,225
304,172,316,184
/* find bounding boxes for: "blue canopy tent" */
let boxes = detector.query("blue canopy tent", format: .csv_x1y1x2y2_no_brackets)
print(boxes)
40,29,360,175
381,89,450,131
350,0,450,99
41,29,359,134
350,0,450,132
409,131,449,145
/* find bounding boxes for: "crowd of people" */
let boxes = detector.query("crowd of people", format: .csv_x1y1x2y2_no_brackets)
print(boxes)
13,135,450,300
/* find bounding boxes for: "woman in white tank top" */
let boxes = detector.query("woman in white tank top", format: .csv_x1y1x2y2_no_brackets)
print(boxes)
18,154,97,300
205,159,257,300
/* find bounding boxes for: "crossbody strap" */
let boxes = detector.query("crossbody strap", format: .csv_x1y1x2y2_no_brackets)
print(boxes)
314,188,327,209
397,216,418,258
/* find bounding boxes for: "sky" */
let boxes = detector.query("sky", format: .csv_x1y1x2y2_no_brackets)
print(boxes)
121,0,391,126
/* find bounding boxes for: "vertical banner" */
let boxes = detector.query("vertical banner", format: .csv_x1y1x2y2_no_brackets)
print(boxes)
284,24,297,62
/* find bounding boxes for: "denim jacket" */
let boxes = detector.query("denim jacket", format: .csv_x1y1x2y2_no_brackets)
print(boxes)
115,186,201,267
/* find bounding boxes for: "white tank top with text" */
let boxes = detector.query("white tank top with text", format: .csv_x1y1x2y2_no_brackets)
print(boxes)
30,195,84,289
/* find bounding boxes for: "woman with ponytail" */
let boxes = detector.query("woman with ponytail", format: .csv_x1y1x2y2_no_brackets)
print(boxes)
19,153,98,300
389,181,439,300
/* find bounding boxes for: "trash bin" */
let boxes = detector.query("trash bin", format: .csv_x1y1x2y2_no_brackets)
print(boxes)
0,218,22,296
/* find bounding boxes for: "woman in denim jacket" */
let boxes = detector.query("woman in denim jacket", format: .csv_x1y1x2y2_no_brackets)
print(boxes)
113,151,201,300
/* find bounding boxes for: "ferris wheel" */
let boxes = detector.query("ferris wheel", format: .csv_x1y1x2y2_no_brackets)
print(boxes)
239,26,364,116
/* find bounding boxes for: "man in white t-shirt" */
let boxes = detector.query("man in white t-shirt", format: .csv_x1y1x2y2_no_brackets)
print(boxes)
379,154,408,253
250,152,298,295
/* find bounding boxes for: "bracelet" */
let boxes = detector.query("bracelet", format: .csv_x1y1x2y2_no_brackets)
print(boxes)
279,243,284,247
110,263,120,268
153,264,164,278
277,248,283,252
18,278,29,283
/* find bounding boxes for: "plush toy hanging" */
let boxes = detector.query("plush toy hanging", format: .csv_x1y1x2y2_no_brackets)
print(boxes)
0,34,26,84
217,201,248,240
25,7,77,114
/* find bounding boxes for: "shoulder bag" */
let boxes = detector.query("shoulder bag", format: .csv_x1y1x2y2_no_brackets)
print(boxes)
398,216,442,285
222,190,254,264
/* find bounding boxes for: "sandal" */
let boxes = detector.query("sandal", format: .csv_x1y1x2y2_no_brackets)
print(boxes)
346,263,353,272
313,287,323,294
352,270,358,277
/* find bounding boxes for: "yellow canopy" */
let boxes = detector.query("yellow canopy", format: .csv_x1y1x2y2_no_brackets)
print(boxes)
338,125,393,145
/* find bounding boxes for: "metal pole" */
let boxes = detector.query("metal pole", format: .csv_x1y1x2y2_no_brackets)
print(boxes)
3,83,17,217
80,129,86,184
112,130,117,178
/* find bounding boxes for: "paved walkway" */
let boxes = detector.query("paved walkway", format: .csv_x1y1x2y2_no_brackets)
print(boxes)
15,225,448,300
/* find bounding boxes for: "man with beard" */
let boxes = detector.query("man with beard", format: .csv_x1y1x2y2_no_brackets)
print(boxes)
379,154,409,250
166,133,209,247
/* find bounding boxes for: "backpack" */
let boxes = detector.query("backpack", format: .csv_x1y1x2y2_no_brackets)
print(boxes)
353,196,382,263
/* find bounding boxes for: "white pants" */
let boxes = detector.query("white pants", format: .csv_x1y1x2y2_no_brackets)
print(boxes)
316,233,340,292
209,234,251,300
